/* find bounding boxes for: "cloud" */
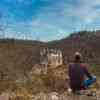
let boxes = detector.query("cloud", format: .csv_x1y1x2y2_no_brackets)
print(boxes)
68,0,100,24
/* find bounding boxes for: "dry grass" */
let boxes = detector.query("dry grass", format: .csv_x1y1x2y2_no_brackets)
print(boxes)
0,39,100,99
0,64,99,100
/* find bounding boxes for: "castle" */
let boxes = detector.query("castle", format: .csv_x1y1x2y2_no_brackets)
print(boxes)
40,48,63,67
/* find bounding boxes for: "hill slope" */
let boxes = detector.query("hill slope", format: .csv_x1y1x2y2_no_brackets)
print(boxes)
0,31,100,93
0,31,100,77
48,31,100,63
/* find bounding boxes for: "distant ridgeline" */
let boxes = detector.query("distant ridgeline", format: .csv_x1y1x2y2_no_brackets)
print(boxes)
69,30,100,39
0,30,99,72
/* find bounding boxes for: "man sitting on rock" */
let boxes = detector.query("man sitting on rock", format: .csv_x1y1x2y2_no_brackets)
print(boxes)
68,52,96,93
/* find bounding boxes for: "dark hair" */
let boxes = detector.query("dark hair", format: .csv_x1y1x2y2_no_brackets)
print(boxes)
74,54,81,63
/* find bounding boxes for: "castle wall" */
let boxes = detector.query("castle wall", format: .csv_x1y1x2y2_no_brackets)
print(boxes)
40,48,63,67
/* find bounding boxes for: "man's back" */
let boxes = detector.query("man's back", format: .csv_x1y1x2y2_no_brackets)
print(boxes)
68,52,95,92
69,63,87,91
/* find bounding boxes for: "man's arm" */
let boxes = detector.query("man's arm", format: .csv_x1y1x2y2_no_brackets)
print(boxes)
82,64,93,79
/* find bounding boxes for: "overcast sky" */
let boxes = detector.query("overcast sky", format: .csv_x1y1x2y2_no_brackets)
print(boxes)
0,0,100,41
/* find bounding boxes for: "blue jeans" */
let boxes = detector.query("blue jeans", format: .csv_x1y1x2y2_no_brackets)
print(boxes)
83,76,96,88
